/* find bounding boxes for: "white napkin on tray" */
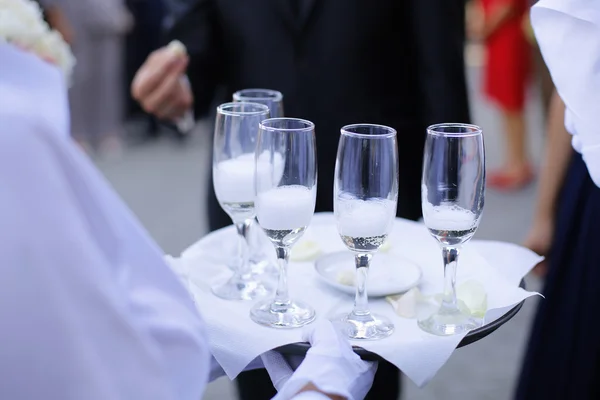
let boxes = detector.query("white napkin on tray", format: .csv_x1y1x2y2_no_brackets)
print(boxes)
180,213,541,387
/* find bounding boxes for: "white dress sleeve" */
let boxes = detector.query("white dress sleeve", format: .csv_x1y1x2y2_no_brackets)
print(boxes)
531,0,600,186
0,117,209,399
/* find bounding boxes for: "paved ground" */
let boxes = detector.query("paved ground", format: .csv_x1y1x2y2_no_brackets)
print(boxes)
96,60,547,400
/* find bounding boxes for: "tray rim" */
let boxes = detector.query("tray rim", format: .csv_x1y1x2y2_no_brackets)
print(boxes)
275,279,527,361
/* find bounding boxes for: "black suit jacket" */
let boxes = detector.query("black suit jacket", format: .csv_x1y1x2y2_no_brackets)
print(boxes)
166,0,469,223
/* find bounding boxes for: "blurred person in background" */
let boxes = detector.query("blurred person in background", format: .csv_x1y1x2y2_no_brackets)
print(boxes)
521,5,554,120
469,0,533,191
517,96,600,398
516,0,600,397
524,14,553,118
46,0,133,155
37,1,74,44
521,91,571,277
131,0,471,399
516,93,576,399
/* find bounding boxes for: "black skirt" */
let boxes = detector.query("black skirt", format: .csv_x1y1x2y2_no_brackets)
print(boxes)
516,153,600,399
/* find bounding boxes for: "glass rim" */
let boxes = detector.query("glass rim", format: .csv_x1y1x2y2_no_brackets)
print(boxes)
427,123,482,137
260,117,315,132
233,88,283,102
217,102,270,116
341,123,397,139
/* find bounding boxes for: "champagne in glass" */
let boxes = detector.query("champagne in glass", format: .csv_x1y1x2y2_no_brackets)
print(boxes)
211,102,274,301
338,196,397,252
214,153,260,220
251,118,317,328
418,123,485,335
233,89,285,274
331,124,399,340
257,185,314,246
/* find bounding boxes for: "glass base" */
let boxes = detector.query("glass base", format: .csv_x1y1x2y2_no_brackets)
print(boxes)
211,276,273,301
250,257,278,276
417,306,482,336
250,299,316,329
331,312,394,340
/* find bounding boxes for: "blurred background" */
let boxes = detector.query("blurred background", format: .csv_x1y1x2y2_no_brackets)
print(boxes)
41,0,548,398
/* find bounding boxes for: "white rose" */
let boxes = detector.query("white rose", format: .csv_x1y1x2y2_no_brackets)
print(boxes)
34,30,75,78
0,0,46,38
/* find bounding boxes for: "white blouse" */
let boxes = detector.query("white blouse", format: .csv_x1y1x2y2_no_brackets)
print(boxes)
0,43,211,400
532,0,600,187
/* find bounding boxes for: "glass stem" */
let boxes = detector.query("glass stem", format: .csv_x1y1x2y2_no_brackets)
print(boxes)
234,220,253,280
273,247,291,309
352,253,372,317
441,246,460,310
246,219,259,258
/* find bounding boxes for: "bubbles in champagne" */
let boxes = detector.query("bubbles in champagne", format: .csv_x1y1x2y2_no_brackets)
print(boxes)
214,151,284,204
214,154,255,203
335,196,396,238
256,185,315,230
423,203,479,245
422,203,478,231
335,196,396,252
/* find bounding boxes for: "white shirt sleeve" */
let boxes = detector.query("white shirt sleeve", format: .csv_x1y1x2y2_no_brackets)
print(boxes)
0,117,209,399
531,0,600,186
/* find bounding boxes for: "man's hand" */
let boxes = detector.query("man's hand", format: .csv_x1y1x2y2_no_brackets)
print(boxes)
131,45,193,121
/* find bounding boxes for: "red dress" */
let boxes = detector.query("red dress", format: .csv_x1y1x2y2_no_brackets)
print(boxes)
481,0,531,112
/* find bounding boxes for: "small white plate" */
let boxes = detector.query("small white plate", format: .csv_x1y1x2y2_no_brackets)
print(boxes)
314,251,422,297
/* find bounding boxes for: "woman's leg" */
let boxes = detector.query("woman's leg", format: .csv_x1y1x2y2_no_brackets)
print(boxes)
489,108,533,190
504,109,529,174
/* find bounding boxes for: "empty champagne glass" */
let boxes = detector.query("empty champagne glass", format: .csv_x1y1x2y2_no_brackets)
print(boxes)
233,89,285,274
331,124,399,340
418,123,485,335
251,118,317,328
211,102,273,300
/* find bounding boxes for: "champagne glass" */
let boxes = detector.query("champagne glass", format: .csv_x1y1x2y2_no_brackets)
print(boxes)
233,88,284,118
211,102,273,300
330,124,398,340
233,89,285,274
418,123,485,335
251,118,317,328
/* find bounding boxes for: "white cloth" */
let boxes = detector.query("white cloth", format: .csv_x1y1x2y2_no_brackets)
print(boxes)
531,0,600,187
261,321,378,400
0,43,210,400
181,213,542,387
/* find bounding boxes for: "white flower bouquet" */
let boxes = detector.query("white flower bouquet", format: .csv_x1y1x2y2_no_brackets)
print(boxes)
0,0,75,82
